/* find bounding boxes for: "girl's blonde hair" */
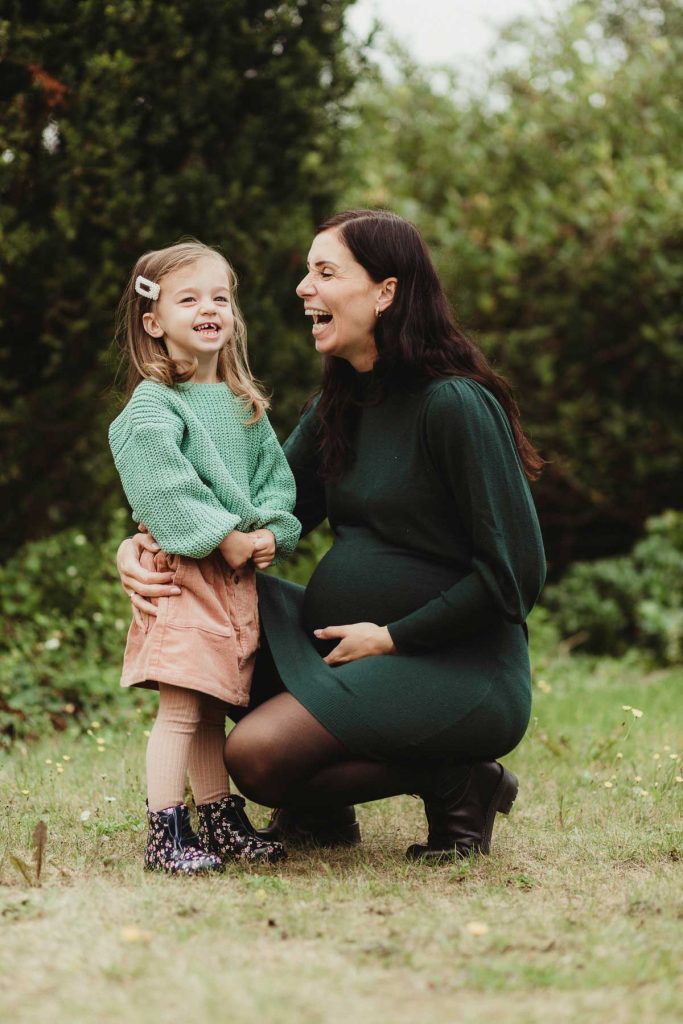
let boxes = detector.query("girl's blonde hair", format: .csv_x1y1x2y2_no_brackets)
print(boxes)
116,239,269,422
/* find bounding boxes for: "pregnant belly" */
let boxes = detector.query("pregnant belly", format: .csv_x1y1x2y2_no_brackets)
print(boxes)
302,528,467,630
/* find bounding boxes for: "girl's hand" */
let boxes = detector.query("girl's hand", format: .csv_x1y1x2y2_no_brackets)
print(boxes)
250,529,276,569
219,529,256,571
117,533,180,626
315,623,397,666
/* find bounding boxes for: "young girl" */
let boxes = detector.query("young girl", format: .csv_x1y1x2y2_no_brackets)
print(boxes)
109,240,301,874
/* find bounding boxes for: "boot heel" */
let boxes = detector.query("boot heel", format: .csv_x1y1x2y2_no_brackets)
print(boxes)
497,769,519,815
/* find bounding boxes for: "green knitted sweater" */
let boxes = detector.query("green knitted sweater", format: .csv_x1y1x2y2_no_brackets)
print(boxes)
109,380,300,560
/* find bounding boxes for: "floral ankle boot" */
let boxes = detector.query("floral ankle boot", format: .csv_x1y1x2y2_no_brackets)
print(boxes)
144,802,222,875
197,795,286,864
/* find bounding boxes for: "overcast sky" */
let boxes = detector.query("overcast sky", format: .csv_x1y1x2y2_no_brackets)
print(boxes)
346,0,566,70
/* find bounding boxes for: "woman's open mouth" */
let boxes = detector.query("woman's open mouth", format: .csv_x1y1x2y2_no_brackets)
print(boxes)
305,308,333,337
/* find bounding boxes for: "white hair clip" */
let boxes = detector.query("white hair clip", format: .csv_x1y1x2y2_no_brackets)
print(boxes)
134,275,160,301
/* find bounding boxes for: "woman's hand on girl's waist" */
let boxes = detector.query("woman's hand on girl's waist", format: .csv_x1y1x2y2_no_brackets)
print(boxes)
314,623,397,666
116,532,181,626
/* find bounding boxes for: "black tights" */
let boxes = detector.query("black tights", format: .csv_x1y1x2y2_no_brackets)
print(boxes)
224,692,422,809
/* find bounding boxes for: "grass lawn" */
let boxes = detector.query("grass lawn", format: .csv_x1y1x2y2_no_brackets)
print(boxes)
1,634,682,1024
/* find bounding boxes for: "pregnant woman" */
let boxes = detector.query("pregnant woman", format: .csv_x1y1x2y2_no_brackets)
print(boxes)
119,209,546,860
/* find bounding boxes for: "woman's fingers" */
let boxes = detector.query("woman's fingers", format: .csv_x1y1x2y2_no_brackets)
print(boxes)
122,575,180,597
130,600,145,628
314,625,348,640
323,641,351,666
137,533,160,553
130,592,160,617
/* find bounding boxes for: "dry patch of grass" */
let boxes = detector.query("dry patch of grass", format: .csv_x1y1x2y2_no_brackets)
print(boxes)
1,651,682,1024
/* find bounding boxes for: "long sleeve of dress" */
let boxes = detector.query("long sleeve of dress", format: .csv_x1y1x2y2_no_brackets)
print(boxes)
387,379,546,654
283,402,328,538
109,394,240,559
249,416,301,559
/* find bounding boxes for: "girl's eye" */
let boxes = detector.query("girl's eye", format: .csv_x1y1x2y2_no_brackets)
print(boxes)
180,296,195,303
216,296,230,303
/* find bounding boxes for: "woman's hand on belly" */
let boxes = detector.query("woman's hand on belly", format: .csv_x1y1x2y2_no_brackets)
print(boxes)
314,623,397,666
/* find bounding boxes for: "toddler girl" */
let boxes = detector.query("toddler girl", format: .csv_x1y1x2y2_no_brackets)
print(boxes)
109,240,300,874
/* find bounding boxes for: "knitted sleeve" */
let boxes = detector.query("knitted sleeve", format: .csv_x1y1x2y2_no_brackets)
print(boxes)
109,384,240,558
387,378,546,653
249,414,301,560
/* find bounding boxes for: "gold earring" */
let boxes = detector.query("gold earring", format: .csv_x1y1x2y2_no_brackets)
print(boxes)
374,305,382,318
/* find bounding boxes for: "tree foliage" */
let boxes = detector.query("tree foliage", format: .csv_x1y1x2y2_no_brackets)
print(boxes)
343,0,683,569
0,0,359,557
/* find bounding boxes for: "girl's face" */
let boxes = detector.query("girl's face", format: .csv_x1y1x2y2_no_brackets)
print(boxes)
295,229,396,372
143,256,235,380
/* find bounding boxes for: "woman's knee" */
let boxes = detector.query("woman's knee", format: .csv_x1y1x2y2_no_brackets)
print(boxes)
223,722,289,806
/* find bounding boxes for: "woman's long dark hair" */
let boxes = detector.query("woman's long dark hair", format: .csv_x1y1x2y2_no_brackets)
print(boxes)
312,209,543,481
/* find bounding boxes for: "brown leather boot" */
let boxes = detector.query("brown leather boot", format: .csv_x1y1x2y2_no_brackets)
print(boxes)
406,761,518,862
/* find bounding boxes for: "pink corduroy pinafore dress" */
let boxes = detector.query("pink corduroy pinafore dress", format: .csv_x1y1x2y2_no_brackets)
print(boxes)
120,546,259,707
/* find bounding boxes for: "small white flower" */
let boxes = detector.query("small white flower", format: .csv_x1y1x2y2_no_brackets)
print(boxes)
74,534,87,546
45,637,61,651
80,810,91,821
66,565,78,578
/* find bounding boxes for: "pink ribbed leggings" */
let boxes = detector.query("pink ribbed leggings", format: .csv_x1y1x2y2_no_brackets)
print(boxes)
146,683,230,812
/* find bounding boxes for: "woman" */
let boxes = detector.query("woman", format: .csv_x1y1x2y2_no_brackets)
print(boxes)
118,209,546,860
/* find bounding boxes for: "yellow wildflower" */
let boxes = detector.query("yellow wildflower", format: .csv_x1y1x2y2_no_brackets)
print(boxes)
465,921,489,936
604,781,613,789
120,927,152,944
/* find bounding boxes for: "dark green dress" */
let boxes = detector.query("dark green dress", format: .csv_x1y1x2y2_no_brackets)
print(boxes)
256,375,546,763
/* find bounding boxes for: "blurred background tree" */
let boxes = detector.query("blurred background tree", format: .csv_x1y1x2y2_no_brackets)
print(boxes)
0,0,360,558
1,0,681,572
342,0,682,569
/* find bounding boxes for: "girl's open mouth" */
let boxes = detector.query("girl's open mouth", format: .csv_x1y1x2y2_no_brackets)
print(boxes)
193,322,220,337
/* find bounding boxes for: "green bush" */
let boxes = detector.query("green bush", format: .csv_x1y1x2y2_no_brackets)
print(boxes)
542,510,683,663
0,511,329,745
0,510,133,745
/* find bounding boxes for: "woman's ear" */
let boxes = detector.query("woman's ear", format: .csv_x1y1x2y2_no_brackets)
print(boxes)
142,312,164,338
377,277,397,314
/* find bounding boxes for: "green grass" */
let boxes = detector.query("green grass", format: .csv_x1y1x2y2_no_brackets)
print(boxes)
1,640,682,1024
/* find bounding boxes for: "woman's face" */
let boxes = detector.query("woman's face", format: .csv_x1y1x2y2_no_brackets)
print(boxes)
296,229,394,371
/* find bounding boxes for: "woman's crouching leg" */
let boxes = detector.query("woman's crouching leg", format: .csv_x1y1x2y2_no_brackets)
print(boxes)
224,692,348,807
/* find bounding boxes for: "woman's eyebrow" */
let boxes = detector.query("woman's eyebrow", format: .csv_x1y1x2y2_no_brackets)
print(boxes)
307,259,340,269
